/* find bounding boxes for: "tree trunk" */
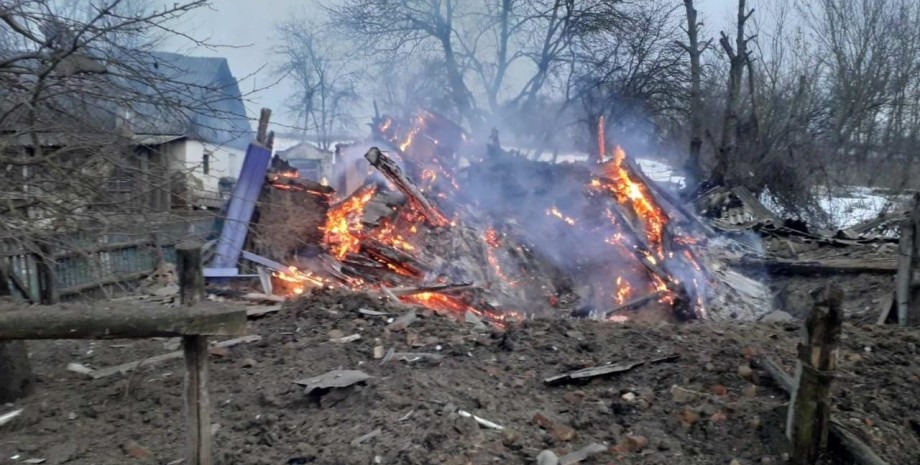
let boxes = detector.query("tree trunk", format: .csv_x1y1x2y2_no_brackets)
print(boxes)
0,266,33,402
682,0,705,187
714,0,753,186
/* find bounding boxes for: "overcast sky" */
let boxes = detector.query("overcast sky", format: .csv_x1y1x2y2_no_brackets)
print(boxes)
173,0,739,131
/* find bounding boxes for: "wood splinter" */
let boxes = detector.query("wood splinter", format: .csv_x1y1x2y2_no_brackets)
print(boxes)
365,147,450,227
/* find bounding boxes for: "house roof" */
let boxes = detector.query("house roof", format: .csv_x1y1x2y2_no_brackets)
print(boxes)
126,52,253,150
132,134,187,146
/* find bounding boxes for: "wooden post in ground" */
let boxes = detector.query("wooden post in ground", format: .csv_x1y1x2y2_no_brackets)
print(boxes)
0,266,33,403
786,285,844,465
36,242,58,304
178,243,212,465
895,193,920,326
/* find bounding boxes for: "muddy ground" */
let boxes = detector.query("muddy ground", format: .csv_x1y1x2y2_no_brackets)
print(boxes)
1,287,918,465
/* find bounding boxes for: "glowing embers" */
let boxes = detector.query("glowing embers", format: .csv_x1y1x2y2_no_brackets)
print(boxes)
272,266,325,295
546,206,577,226
400,291,519,327
323,185,378,259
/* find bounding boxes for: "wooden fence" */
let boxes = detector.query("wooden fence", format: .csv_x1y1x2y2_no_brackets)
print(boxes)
0,217,214,302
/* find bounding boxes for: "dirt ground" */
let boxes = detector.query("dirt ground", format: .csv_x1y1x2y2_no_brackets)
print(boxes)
1,287,918,465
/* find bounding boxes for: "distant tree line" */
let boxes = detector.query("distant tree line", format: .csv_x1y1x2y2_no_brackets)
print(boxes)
277,0,920,222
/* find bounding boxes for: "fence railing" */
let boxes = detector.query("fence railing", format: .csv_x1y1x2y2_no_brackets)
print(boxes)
0,217,214,302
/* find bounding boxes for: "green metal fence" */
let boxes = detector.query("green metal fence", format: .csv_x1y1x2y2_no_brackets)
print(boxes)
1,217,214,302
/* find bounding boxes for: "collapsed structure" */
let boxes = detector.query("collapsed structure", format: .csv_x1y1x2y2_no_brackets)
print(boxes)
259,111,771,325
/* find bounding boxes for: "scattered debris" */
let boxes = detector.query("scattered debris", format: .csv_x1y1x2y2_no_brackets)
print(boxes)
544,354,679,385
559,443,607,465
331,334,362,343
350,428,382,446
0,408,23,427
84,335,262,379
386,310,417,332
381,351,444,364
293,369,372,396
66,363,94,375
458,410,504,430
536,449,560,465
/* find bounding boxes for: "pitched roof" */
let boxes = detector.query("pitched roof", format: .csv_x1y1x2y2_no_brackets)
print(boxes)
128,52,253,150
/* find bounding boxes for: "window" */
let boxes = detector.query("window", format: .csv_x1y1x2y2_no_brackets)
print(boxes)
202,151,211,175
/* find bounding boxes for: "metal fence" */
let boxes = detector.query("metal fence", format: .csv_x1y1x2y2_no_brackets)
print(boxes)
1,217,214,302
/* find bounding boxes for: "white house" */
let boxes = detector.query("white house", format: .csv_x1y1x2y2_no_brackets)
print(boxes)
129,52,253,209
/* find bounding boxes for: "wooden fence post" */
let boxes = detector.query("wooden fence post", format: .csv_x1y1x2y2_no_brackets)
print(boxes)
896,193,920,326
178,243,212,465
786,285,844,465
0,266,33,403
36,242,58,304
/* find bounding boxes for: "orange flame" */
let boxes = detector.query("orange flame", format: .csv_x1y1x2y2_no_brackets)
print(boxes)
615,276,631,304
600,146,668,258
323,185,377,259
273,266,325,295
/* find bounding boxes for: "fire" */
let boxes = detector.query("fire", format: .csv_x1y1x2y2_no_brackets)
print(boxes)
599,146,668,257
369,218,417,253
615,276,631,304
398,114,427,152
323,185,377,259
273,266,324,295
401,291,513,327
547,206,576,225
484,228,501,248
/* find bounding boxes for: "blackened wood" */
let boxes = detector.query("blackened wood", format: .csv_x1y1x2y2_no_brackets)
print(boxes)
761,358,889,465
177,244,205,307
787,285,843,465
256,108,272,145
364,147,449,227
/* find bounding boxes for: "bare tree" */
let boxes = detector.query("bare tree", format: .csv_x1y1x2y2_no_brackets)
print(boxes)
677,0,710,187
712,0,755,186
328,0,475,125
276,18,359,151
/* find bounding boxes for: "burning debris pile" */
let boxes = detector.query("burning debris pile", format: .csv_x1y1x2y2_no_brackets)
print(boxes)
266,111,770,325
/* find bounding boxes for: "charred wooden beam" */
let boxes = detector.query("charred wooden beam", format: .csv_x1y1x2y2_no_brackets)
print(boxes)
364,147,449,228
730,257,897,274
787,285,843,465
761,358,890,465
604,290,668,317
895,193,920,326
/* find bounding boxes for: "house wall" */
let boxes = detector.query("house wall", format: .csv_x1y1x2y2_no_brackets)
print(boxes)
165,139,245,206
278,143,335,184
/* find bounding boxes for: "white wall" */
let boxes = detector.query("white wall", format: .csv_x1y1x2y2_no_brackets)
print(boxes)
164,139,246,204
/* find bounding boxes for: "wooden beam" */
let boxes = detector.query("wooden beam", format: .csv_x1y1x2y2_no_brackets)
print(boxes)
730,257,897,274
364,147,449,227
761,358,890,465
87,335,261,379
178,244,205,307
0,302,246,340
787,285,843,465
178,243,213,465
184,334,211,465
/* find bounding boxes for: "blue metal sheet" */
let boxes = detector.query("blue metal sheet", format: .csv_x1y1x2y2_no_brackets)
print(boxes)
211,142,272,269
